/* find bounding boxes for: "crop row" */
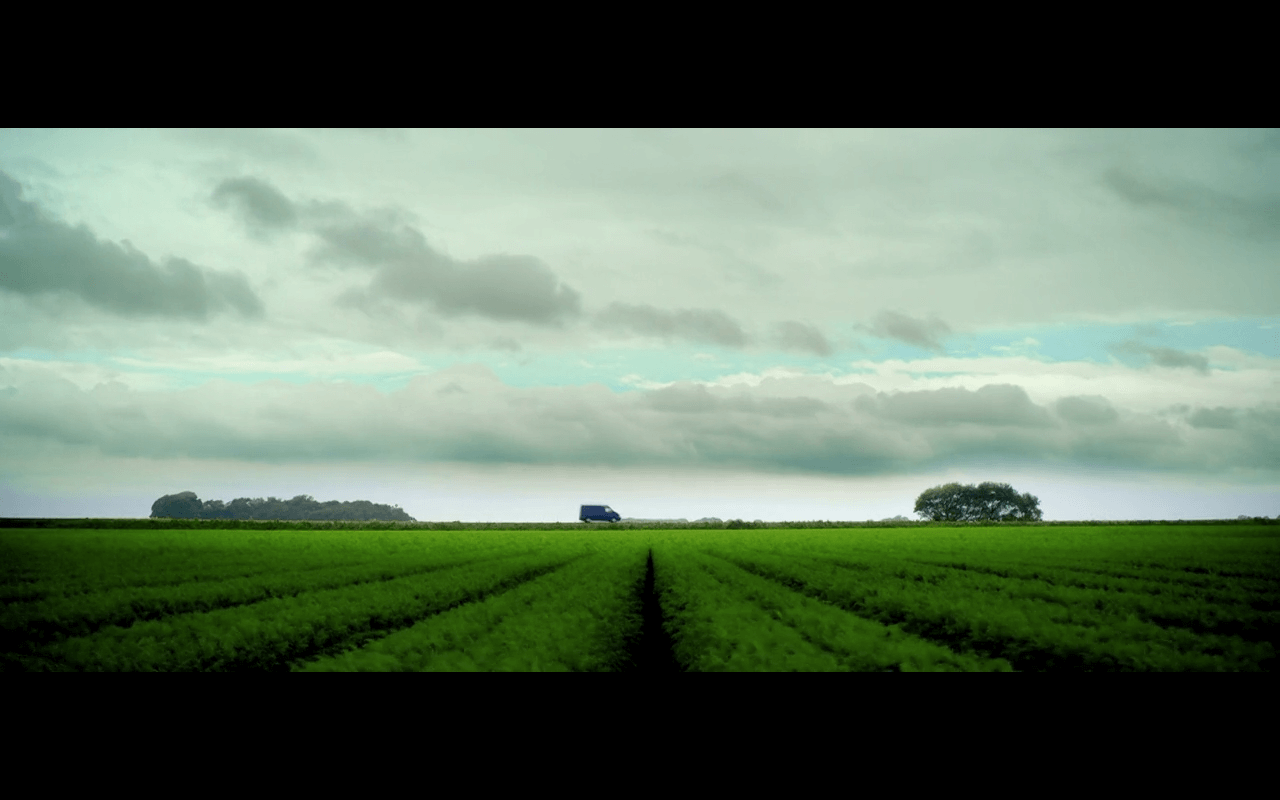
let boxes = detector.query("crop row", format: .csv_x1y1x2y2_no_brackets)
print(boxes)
4,525,1275,671
749,551,1279,641
710,526,1277,576
711,550,1275,671
300,547,649,671
29,549,586,672
746,549,1280,642
0,541,537,648
652,547,1010,671
724,532,1278,602
0,529,512,602
903,558,1280,614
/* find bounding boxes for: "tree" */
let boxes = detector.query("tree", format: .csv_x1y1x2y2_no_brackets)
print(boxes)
150,492,416,521
151,491,204,519
914,482,1042,522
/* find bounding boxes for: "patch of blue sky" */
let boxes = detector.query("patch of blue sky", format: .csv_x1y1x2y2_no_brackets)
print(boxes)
5,316,1273,394
945,315,1280,366
129,369,329,391
5,347,114,364
473,345,845,392
192,370,430,392
899,371,974,379
10,354,434,393
446,315,1280,391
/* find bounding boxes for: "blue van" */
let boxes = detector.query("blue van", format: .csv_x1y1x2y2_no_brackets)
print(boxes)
580,504,621,523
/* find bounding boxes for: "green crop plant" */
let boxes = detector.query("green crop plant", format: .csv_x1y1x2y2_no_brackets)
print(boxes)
2,523,1274,671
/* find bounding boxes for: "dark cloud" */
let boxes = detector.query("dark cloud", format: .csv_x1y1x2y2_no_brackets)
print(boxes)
374,253,581,326
740,396,829,418
210,177,298,238
855,384,1055,428
1147,346,1211,372
0,172,263,320
856,310,951,353
2,363,1276,478
644,383,719,413
1054,395,1120,425
1102,166,1280,239
1059,416,1185,469
773,320,833,356
308,206,424,268
642,384,829,418
205,182,583,326
1188,406,1238,429
1109,339,1210,374
596,303,750,347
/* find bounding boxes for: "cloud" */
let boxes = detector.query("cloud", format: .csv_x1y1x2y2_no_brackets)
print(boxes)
207,180,582,326
9,361,1270,480
210,177,298,239
1054,395,1120,425
857,310,952,354
772,320,833,356
1109,339,1210,374
307,204,424,268
645,228,784,289
643,383,720,413
1187,406,1238,429
1147,346,1212,372
0,172,264,320
595,303,750,347
705,172,787,215
643,384,828,418
855,384,1055,428
172,128,319,164
1102,166,1280,239
377,253,582,326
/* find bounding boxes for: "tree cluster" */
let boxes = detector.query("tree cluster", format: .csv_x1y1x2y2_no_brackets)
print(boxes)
150,491,416,522
914,482,1043,522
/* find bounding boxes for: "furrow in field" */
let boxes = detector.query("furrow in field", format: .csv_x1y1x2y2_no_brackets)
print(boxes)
651,548,838,671
298,546,650,672
715,551,1276,671
620,549,682,673
31,550,584,672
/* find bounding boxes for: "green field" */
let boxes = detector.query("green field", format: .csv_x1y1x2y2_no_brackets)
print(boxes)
2,522,1276,671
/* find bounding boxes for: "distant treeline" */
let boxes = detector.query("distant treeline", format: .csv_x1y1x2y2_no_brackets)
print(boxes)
149,491,416,522
4,516,1275,530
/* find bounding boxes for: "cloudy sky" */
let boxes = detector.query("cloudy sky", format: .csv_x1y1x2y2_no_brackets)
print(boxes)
1,128,1277,521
